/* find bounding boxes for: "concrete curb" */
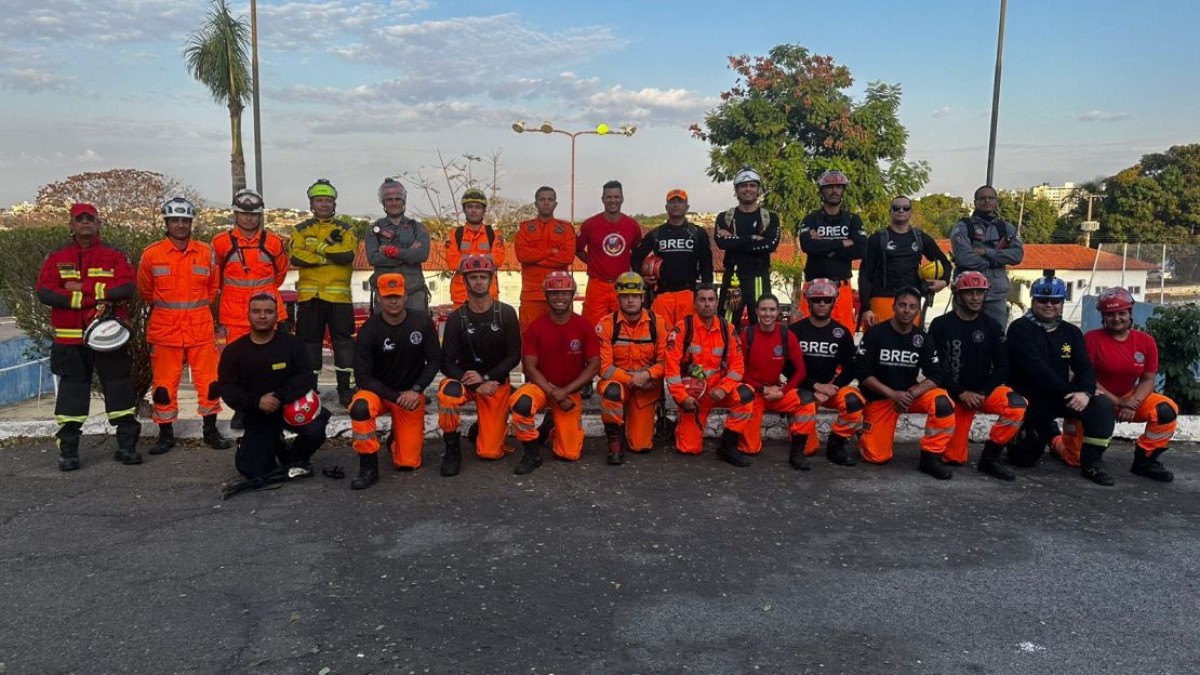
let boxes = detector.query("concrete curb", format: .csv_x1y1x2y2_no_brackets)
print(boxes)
6,412,1200,444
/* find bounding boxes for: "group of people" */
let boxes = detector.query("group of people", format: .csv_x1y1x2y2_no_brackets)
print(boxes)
38,168,1180,493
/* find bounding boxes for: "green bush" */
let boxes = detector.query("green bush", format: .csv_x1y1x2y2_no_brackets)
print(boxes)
1145,303,1200,414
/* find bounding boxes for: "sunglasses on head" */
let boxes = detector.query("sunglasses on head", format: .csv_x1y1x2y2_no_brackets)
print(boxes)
891,205,912,212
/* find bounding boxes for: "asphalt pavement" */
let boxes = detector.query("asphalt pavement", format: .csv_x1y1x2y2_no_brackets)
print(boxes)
2,436,1199,675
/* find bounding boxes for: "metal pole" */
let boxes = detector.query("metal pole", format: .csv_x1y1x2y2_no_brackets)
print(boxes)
250,0,263,194
569,133,578,224
986,0,1007,186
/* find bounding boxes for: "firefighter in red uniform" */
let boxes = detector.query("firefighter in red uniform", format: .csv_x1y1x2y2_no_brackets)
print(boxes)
138,197,232,454
514,186,576,334
445,188,505,306
37,203,142,470
664,283,757,466
577,180,644,328
596,272,669,465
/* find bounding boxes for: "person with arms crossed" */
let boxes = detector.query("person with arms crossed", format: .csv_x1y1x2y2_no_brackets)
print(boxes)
949,185,1024,328
714,167,780,327
366,178,431,312
514,186,576,334
797,170,866,330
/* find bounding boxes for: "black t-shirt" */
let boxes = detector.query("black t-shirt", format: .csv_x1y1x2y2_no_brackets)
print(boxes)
216,330,316,417
354,310,441,402
788,317,856,388
1007,313,1095,400
798,209,867,281
630,222,713,291
860,228,950,302
928,311,1007,398
714,208,781,275
440,301,521,385
855,321,944,400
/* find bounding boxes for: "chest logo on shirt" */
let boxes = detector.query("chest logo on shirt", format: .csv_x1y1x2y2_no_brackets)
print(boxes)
373,225,395,241
800,340,838,357
526,223,538,232
971,330,985,344
602,233,627,257
911,334,924,349
1061,344,1072,359
832,327,846,339
1134,351,1145,364
815,225,848,239
410,331,423,345
773,345,783,358
568,339,582,352
553,224,565,234
659,237,694,252
383,337,396,352
271,362,287,371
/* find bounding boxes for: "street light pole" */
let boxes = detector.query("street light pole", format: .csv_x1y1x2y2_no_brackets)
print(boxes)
250,0,263,194
986,0,1007,186
512,121,636,223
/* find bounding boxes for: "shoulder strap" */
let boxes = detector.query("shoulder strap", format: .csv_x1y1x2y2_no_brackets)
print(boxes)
745,324,756,352
453,225,497,249
683,315,694,360
647,310,657,345
610,311,621,345
718,317,730,370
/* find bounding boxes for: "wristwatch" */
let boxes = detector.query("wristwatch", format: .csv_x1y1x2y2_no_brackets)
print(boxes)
411,385,423,393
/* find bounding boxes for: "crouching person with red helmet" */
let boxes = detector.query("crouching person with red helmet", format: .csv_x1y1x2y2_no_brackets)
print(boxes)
348,274,441,489
214,293,331,496
596,272,669,464
508,271,600,475
664,283,757,467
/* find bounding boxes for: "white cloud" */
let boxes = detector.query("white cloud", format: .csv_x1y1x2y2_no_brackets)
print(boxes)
1077,110,1132,123
1,68,76,93
931,106,954,119
75,149,104,163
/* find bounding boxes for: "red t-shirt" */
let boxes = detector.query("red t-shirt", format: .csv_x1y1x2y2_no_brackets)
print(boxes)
523,313,601,388
577,213,643,282
1084,328,1159,398
739,324,806,391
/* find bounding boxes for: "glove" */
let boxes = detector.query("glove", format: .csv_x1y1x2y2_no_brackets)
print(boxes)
327,229,344,244
382,245,400,259
304,237,321,251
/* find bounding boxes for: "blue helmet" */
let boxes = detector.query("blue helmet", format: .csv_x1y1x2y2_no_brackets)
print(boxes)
1030,275,1067,300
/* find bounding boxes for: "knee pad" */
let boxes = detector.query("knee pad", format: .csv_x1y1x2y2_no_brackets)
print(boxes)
152,386,171,405
1007,392,1028,409
934,395,954,418
349,399,371,421
602,383,623,402
512,394,534,417
442,380,464,399
1156,401,1177,424
735,384,756,405
845,392,865,412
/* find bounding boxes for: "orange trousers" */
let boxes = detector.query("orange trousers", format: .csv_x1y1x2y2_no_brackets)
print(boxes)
597,378,662,452
509,384,585,460
350,390,426,469
1053,392,1178,467
860,389,955,463
652,290,695,331
944,386,1026,464
674,384,755,454
583,280,619,329
803,386,867,454
149,343,221,424
866,297,924,328
739,390,817,454
519,300,549,336
437,379,512,459
796,283,857,333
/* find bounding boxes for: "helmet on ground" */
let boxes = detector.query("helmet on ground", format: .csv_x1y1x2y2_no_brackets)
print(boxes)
461,188,488,206
733,166,761,187
542,270,577,294
84,314,131,352
804,278,838,299
953,270,990,292
284,390,322,426
307,179,337,200
1030,273,1068,300
459,254,496,275
1097,287,1134,313
919,260,946,282
818,170,850,188
615,272,645,295
640,254,663,285
232,188,264,214
161,197,195,221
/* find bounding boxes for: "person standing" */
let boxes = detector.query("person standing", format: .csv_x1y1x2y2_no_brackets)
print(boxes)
438,255,521,476
366,178,431,312
514,186,576,334
288,178,359,407
859,195,951,327
928,271,1025,480
949,185,1025,328
212,188,289,346
37,203,142,470
347,274,441,488
576,180,643,328
138,197,232,454
714,167,781,326
631,188,713,330
445,188,504,307
797,170,866,331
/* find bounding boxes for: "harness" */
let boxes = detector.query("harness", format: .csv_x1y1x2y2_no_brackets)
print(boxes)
454,225,496,250
608,310,658,346
220,228,276,277
680,314,730,372
459,302,504,366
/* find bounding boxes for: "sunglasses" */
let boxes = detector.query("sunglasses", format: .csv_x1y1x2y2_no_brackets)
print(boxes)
891,205,912,212
73,214,97,222
808,297,834,305
1034,297,1064,305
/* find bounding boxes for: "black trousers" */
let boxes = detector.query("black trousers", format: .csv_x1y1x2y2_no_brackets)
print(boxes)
295,298,355,392
718,268,770,326
236,407,331,480
50,343,138,423
1008,393,1115,467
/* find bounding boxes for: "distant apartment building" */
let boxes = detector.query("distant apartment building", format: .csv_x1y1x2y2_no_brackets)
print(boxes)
1031,182,1079,216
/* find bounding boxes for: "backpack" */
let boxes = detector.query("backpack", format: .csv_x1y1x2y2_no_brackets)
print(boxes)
743,323,789,363
453,225,496,250
721,207,772,236
219,229,277,278
680,314,730,371
609,310,658,346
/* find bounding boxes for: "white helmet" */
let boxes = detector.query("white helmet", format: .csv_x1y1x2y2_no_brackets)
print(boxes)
84,315,131,352
232,189,264,214
733,166,762,186
162,197,196,220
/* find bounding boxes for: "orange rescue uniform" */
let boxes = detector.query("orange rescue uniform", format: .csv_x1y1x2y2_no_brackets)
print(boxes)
211,227,289,345
664,316,755,454
514,217,576,334
597,309,669,452
445,224,504,306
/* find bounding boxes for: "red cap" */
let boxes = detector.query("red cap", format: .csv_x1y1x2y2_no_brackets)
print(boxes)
665,189,688,202
70,203,98,219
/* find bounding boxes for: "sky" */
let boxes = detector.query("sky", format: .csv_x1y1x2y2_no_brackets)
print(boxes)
2,0,1198,219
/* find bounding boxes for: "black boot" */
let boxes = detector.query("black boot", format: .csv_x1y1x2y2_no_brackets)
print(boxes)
918,451,953,480
467,421,480,444
113,417,142,465
581,382,594,400
715,429,752,467
230,410,245,431
202,414,233,449
149,423,175,455
604,423,625,465
1130,447,1173,482
514,439,543,475
441,432,463,477
536,415,555,445
788,434,811,471
56,423,82,472
978,440,1015,481
350,453,380,490
826,433,856,466
1080,445,1115,486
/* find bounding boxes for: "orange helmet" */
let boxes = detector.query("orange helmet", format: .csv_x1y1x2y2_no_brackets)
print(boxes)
804,278,839,299
640,254,663,285
542,270,577,294
953,270,990,292
459,254,496,274
1097,287,1134,313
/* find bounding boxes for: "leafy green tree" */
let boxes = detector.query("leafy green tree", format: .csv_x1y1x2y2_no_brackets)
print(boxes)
911,194,967,237
184,0,252,196
995,192,1059,244
691,44,929,235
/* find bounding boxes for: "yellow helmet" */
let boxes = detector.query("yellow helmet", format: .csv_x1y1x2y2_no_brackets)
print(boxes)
919,260,946,282
615,272,645,295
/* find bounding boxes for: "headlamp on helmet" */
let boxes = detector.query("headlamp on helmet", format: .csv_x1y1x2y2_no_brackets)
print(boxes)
615,272,645,295
733,166,761,187
162,197,195,221
232,188,264,214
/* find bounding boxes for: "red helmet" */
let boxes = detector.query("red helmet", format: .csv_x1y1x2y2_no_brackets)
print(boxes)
542,270,577,294
953,270,990,292
804,278,838,299
459,254,496,274
640,254,663,285
817,170,850,188
283,390,322,426
1097,287,1134,313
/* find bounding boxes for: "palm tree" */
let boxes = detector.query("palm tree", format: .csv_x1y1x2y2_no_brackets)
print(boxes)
184,0,252,195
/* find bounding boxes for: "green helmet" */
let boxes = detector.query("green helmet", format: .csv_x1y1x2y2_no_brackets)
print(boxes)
307,179,338,200
461,188,488,206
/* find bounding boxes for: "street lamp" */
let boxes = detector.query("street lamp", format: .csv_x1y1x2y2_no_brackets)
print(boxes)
512,120,636,223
